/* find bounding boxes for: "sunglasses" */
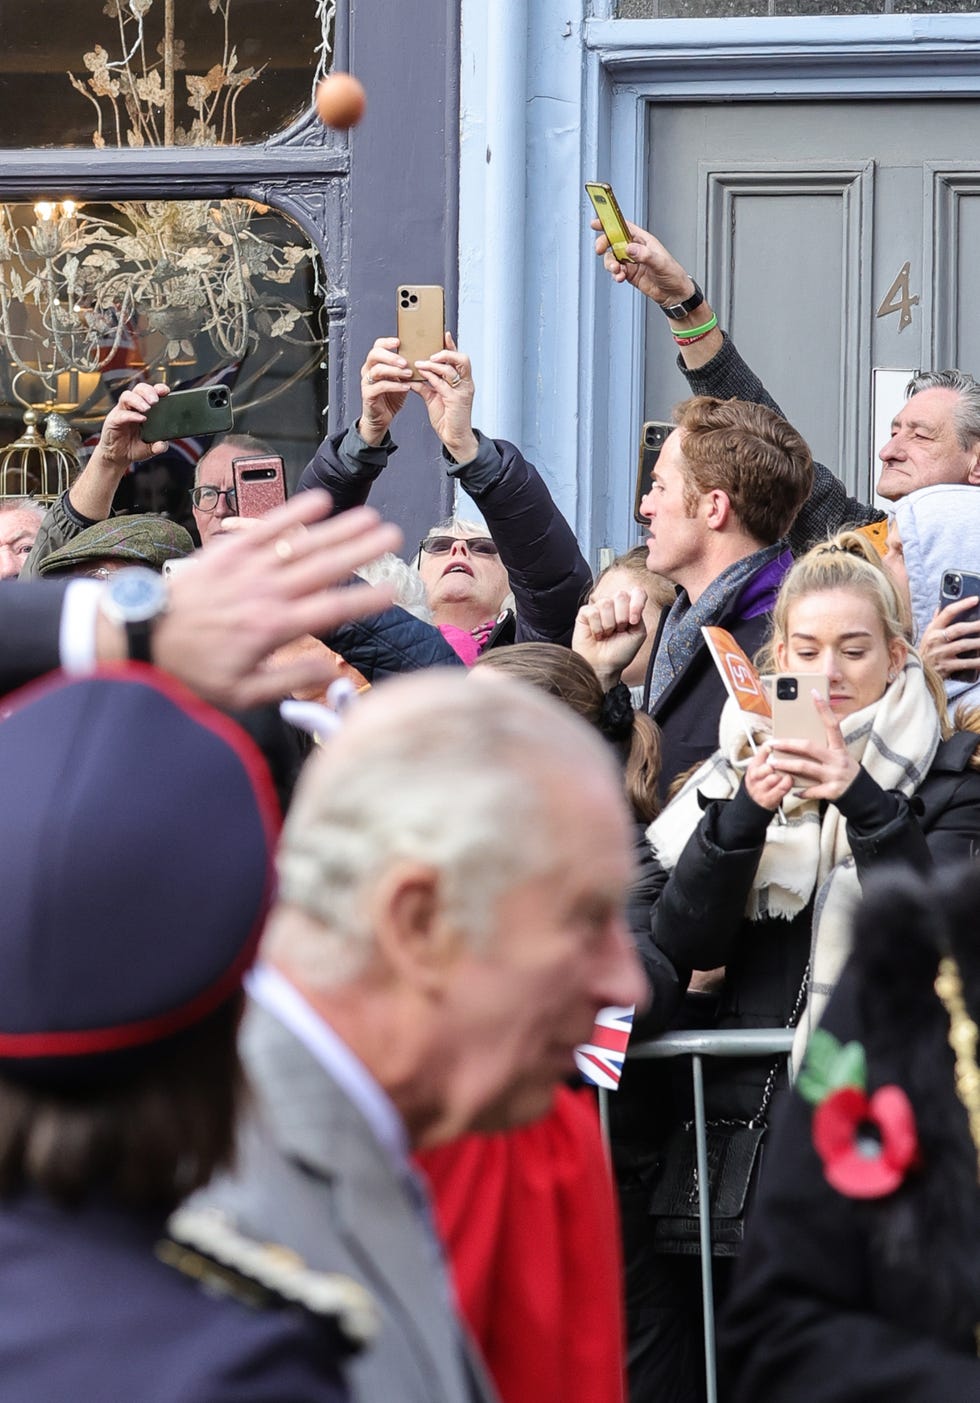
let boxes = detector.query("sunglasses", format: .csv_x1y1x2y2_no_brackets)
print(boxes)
418,535,499,557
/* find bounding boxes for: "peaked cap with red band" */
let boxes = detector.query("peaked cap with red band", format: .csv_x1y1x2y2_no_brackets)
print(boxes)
0,665,280,1082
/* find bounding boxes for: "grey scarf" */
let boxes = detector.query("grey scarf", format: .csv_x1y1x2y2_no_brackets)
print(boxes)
647,544,784,709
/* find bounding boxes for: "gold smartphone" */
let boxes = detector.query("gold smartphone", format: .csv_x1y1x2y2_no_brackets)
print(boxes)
396,285,445,380
585,182,635,264
772,673,830,786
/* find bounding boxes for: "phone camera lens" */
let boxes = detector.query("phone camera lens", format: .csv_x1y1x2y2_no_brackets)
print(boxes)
776,677,798,701
949,573,963,597
409,294,418,304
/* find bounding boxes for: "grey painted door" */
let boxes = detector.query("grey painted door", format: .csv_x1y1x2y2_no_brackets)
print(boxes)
642,99,980,498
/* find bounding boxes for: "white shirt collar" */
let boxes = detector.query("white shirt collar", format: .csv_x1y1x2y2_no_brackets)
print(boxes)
245,961,409,1172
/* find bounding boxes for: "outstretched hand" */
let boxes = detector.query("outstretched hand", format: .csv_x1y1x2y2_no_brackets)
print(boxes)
143,490,402,710
573,586,648,691
768,692,860,802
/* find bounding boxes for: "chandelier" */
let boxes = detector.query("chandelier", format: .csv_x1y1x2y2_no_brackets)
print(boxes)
0,0,335,413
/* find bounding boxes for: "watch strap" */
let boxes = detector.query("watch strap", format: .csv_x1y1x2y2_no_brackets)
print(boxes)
125,619,154,663
661,280,705,321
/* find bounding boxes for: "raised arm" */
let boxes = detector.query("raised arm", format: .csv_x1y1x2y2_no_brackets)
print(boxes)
21,383,172,577
413,339,593,647
297,336,414,510
593,215,883,552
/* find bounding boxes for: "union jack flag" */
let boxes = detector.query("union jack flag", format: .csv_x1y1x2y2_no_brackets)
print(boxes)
574,1005,635,1091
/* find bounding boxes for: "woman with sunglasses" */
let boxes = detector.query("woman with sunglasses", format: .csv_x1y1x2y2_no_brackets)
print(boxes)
297,333,592,662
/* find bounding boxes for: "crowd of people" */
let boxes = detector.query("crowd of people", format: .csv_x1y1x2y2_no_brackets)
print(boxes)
2,203,980,1402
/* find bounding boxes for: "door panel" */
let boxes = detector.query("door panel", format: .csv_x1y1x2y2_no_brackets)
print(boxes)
644,100,980,498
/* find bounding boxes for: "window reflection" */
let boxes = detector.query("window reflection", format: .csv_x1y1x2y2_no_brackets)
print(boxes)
0,199,328,497
0,0,333,149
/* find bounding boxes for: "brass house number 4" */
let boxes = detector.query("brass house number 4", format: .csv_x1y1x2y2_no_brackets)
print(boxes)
876,262,919,333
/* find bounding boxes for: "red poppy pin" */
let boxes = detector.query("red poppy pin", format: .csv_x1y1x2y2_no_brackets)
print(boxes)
797,1029,920,1199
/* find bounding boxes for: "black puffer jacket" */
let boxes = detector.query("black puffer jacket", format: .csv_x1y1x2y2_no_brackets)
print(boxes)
300,425,592,649
643,731,980,1122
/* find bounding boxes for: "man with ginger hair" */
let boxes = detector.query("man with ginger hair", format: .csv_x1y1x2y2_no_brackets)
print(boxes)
195,670,646,1403
591,394,813,799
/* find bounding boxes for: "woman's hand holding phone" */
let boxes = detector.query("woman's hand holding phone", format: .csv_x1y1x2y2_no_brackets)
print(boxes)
920,594,980,680
358,336,414,446
412,333,478,464
745,742,794,812
768,692,860,802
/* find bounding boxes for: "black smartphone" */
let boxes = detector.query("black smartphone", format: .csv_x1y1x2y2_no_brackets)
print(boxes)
938,569,980,683
140,385,234,444
634,420,672,525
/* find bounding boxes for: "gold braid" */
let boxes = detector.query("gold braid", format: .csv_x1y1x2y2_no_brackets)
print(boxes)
933,954,980,1356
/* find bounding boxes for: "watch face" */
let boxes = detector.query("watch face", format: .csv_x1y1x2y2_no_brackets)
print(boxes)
107,568,168,623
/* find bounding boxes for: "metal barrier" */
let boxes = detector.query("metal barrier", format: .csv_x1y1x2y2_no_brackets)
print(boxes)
599,1028,795,1403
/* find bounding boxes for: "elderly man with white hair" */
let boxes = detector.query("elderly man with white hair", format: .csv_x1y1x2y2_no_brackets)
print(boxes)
195,670,645,1403
0,498,46,581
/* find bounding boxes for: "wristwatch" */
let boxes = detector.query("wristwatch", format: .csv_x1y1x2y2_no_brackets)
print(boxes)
100,567,169,663
661,280,706,321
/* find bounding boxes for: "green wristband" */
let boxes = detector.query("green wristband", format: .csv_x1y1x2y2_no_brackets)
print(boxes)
672,313,718,340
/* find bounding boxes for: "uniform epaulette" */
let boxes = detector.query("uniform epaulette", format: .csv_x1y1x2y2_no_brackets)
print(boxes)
157,1207,378,1351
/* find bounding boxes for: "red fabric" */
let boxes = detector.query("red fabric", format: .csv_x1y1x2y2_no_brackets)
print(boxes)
415,1086,625,1403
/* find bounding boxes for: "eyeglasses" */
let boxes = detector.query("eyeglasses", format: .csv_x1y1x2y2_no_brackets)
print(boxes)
191,485,238,512
418,535,499,557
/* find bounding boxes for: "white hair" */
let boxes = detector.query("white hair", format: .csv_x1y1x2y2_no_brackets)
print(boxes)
265,670,620,988
356,552,432,622
421,517,515,616
0,496,46,523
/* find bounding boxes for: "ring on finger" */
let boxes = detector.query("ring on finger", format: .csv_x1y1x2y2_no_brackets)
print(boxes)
274,537,295,562
943,627,950,644
449,371,463,388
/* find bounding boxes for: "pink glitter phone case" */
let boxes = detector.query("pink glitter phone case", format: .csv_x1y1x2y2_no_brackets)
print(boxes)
232,456,286,518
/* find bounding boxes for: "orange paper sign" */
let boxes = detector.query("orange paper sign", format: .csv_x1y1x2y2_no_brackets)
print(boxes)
701,626,771,718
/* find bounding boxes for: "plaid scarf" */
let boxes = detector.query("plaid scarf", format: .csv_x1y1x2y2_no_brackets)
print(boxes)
647,657,941,1069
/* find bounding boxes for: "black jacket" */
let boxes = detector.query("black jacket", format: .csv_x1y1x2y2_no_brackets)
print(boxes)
642,545,791,800
643,731,980,1121
299,426,592,650
721,868,980,1400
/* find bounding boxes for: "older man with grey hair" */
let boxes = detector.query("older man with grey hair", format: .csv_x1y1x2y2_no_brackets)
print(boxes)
0,498,46,580
195,670,645,1403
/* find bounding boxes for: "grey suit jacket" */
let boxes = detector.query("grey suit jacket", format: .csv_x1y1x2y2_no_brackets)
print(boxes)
194,1002,498,1403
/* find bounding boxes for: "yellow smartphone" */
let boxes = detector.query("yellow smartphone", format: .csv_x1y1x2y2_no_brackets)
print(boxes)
396,285,446,381
585,182,635,264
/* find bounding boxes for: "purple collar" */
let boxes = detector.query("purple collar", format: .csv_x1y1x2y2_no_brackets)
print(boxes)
735,547,793,621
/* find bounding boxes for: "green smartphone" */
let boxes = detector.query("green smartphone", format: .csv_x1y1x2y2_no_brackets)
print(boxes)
585,182,635,264
140,384,234,444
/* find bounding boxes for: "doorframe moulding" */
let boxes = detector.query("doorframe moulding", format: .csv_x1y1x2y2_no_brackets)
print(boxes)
579,12,980,555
